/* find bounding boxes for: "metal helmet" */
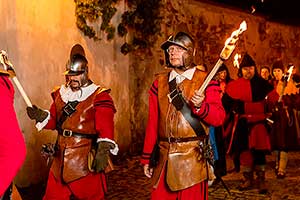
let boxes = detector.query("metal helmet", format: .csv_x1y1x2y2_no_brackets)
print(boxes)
161,32,195,69
64,44,88,76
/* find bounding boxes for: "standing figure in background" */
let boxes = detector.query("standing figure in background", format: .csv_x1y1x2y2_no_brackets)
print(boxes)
26,44,118,200
267,61,300,179
210,63,233,178
260,66,272,84
222,53,273,194
141,32,225,200
0,63,26,197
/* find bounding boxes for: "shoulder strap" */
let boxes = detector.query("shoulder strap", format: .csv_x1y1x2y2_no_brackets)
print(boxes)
56,100,79,132
168,78,206,136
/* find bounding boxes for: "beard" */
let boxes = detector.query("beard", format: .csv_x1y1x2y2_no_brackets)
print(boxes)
68,80,81,91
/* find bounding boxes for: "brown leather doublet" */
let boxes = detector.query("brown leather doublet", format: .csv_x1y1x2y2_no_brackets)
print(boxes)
50,86,109,183
152,68,212,191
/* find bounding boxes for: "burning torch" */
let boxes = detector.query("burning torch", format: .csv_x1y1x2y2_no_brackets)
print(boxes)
197,21,247,94
278,65,294,102
0,50,33,107
233,53,241,69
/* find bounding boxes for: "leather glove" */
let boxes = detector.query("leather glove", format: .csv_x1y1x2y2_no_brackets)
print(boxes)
41,143,58,159
92,141,115,173
26,105,48,123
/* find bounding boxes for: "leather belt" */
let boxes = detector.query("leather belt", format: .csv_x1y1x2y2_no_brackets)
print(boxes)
58,129,98,140
160,136,206,143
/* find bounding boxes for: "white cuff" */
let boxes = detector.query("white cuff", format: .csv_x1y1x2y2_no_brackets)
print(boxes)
97,138,119,155
35,110,50,131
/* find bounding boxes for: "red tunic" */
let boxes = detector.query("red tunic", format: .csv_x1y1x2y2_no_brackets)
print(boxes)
43,85,116,200
141,79,225,165
141,69,225,199
225,76,273,153
45,88,115,140
0,76,26,196
267,79,300,150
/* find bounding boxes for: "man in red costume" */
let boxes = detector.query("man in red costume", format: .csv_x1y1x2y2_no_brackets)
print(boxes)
222,53,273,194
26,44,118,200
0,62,26,197
268,61,300,179
141,32,225,200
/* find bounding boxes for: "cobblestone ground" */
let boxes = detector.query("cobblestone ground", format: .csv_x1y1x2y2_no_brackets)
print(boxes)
106,151,300,200
17,151,300,200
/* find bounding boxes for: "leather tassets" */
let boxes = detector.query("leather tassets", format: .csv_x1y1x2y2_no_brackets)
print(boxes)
153,69,211,190
51,136,92,183
166,141,215,191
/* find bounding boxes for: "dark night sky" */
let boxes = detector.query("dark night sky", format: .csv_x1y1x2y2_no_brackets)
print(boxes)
204,0,300,26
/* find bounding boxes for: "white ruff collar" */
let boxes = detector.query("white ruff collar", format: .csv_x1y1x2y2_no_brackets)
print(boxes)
59,83,99,103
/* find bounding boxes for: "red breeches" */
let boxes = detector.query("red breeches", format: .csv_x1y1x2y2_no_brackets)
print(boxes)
43,171,107,200
151,169,208,200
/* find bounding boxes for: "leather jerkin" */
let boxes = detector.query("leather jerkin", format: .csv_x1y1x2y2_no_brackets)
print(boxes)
152,68,214,191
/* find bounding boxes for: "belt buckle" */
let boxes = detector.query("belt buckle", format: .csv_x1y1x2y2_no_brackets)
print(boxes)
62,129,72,137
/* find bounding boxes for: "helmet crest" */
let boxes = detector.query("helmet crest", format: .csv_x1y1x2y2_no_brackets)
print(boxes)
64,44,88,76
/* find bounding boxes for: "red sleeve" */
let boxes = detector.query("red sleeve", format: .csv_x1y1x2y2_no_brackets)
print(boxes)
141,80,158,165
267,89,279,104
43,89,59,130
94,91,116,140
0,77,26,196
191,80,225,127
44,102,57,130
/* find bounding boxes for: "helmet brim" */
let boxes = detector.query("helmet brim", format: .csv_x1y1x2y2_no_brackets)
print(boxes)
161,41,187,50
64,70,85,76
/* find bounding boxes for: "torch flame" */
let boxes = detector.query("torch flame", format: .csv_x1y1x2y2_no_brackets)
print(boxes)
287,65,294,82
239,21,247,32
225,21,247,46
233,53,241,68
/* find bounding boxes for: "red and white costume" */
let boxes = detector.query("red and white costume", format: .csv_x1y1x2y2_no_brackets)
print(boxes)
37,83,117,200
141,67,225,200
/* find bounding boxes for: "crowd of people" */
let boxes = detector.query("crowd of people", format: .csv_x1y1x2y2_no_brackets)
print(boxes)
1,30,300,200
